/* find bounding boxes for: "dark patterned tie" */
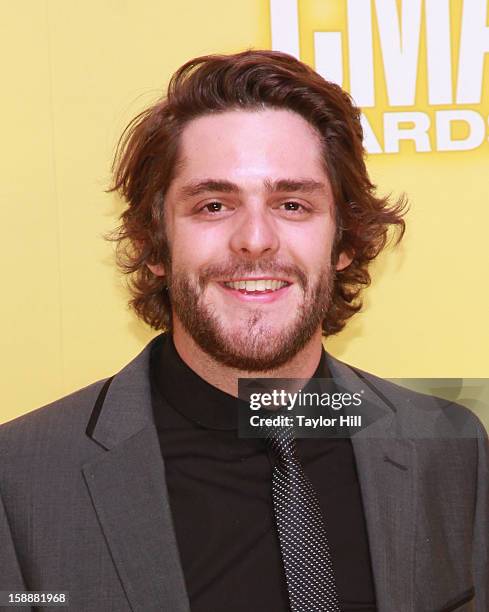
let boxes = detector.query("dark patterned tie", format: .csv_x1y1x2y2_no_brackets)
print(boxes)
266,424,341,612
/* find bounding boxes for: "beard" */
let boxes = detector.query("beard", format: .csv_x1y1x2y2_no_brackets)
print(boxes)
165,257,334,372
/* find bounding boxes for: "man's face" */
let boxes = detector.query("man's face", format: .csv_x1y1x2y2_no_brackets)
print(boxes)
148,109,350,371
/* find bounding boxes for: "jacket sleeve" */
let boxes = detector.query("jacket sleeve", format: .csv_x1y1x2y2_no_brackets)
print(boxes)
473,417,489,612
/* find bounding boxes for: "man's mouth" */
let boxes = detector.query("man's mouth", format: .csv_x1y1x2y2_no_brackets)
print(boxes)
221,279,291,294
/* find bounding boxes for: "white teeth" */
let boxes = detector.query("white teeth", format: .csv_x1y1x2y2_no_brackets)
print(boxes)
224,279,289,292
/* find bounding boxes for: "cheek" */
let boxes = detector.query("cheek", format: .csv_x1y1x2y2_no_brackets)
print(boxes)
286,225,335,270
171,223,224,271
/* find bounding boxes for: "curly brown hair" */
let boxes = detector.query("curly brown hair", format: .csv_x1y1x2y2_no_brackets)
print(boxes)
108,49,407,336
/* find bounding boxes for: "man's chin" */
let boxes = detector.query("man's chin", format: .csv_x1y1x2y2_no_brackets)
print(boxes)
170,274,331,371
203,346,296,373
194,326,313,372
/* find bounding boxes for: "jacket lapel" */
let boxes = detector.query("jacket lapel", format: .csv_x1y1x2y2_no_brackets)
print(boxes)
326,354,416,612
82,335,190,612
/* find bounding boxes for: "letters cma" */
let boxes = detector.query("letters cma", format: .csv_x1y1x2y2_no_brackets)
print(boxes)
271,0,489,153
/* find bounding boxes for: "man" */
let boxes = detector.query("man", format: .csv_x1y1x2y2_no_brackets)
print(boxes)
0,50,487,612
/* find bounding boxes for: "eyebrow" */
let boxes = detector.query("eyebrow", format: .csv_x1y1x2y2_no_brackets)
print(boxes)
179,178,328,199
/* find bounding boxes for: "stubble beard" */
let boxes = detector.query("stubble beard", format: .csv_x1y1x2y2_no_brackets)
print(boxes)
165,258,334,372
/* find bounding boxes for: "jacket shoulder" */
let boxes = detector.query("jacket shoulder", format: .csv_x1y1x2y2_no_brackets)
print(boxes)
346,361,488,438
0,378,110,465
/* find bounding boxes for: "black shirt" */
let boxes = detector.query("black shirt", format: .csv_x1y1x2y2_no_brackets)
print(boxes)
150,333,377,611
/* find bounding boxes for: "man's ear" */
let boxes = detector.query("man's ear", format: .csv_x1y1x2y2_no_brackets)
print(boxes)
146,263,166,277
335,251,353,271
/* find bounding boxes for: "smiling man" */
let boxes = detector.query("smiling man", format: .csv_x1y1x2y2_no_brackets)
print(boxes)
147,108,351,383
1,50,488,612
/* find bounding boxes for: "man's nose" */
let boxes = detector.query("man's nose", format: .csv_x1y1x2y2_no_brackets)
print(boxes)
229,207,280,258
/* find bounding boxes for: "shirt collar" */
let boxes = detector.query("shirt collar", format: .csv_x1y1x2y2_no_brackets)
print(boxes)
151,332,331,431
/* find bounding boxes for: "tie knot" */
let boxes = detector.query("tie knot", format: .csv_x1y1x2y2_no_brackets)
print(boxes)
265,425,298,462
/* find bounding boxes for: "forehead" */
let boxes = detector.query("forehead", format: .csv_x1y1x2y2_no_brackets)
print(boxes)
174,108,328,183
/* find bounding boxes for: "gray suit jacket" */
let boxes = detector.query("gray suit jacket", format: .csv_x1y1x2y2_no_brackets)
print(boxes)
1,334,488,612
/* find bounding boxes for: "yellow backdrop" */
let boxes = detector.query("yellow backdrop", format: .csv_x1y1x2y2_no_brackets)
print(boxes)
1,0,488,425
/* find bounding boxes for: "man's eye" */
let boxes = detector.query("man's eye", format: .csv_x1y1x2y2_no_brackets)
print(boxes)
201,201,225,214
280,201,307,213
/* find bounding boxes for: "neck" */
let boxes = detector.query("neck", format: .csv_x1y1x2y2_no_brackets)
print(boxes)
171,321,324,397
